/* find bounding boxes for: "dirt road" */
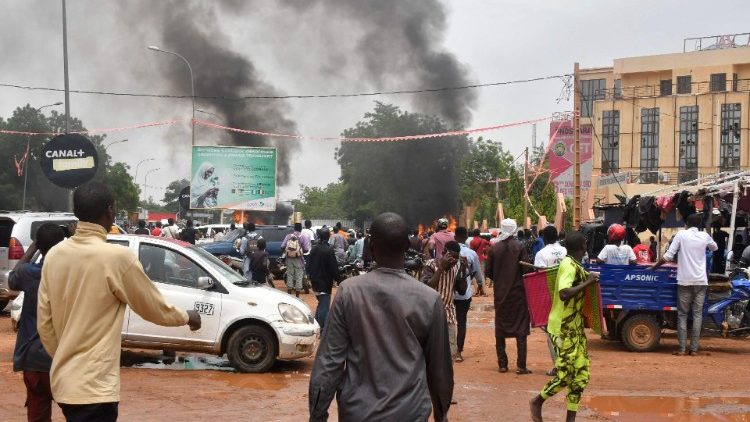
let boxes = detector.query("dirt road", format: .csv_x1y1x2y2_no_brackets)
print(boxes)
1,291,749,421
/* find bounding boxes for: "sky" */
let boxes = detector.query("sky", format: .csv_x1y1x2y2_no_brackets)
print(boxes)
1,0,749,204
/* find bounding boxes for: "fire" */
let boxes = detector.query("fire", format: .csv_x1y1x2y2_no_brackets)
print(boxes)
418,215,458,236
417,224,425,237
447,215,457,233
231,210,265,225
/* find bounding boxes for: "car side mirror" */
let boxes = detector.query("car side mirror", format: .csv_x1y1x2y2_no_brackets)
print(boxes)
197,276,214,290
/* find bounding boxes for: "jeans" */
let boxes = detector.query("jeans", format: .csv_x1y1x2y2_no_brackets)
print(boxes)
448,322,458,357
454,298,471,352
285,258,304,291
677,285,707,352
315,293,331,331
23,371,52,422
59,402,118,422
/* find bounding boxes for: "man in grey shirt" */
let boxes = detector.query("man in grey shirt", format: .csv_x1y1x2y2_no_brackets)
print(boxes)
309,212,453,422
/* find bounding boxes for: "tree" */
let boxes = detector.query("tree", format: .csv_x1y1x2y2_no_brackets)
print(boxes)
292,182,346,219
336,102,468,225
100,162,140,212
162,179,190,212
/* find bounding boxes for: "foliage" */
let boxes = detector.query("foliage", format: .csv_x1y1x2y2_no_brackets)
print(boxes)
0,105,140,212
336,102,468,225
292,182,346,219
161,179,190,212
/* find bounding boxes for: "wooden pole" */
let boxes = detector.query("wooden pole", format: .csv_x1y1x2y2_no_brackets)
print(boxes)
523,147,529,228
573,62,582,229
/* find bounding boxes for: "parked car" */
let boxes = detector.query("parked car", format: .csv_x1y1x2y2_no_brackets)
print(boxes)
201,225,294,278
0,212,78,310
195,224,232,245
12,234,319,372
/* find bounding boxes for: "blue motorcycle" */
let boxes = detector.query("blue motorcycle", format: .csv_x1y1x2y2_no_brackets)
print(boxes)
705,269,750,337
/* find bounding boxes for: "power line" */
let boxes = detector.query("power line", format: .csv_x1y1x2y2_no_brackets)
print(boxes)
0,73,571,102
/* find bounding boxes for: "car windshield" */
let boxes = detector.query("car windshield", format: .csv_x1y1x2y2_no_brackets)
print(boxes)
189,246,246,284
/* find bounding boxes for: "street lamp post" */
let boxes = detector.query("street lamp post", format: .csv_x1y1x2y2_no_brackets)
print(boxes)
103,138,128,150
21,102,64,210
148,46,195,147
134,158,155,183
143,168,160,202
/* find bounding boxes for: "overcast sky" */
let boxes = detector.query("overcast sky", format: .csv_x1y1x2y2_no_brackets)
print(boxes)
1,0,749,203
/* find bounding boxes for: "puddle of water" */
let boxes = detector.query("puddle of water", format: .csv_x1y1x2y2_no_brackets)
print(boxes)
585,396,750,422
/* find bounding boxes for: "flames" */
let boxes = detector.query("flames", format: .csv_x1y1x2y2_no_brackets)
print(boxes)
231,210,265,225
418,215,457,236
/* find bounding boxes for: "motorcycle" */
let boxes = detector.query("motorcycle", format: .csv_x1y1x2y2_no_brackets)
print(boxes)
706,269,750,337
405,249,424,279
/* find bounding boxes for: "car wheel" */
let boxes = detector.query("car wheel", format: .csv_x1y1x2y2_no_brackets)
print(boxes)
227,325,278,373
621,314,661,352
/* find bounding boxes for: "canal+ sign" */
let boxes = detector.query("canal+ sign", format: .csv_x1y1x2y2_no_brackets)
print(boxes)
40,134,99,189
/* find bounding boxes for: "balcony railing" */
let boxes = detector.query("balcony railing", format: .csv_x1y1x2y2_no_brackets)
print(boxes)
592,78,750,101
599,169,737,186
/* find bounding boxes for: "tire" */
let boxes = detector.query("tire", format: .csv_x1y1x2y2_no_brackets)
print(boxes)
226,325,278,373
621,314,661,352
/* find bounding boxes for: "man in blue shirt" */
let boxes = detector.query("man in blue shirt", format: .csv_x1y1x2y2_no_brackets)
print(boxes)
9,222,66,421
453,227,484,363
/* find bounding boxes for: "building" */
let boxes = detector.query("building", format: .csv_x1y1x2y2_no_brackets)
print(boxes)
576,33,750,206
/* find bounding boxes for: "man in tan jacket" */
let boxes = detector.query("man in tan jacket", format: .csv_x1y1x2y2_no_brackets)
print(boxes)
38,182,200,421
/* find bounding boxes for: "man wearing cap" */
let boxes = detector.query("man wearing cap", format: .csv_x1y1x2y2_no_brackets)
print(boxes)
424,218,455,260
485,218,532,374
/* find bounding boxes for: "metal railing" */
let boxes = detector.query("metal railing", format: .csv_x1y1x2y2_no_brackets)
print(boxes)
593,78,750,101
684,33,750,52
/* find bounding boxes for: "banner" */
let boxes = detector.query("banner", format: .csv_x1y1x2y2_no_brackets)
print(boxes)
598,172,631,187
547,120,592,197
190,146,277,211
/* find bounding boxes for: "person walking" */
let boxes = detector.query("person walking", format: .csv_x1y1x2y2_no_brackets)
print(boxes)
305,228,341,330
282,223,311,297
485,218,532,375
160,218,179,239
249,238,272,286
533,225,567,377
37,182,200,422
309,212,454,422
469,228,491,291
651,213,718,356
9,223,65,422
301,220,317,245
424,218,454,260
180,220,197,245
329,226,348,265
240,223,262,282
133,220,150,235
150,221,162,237
530,232,600,422
453,227,483,363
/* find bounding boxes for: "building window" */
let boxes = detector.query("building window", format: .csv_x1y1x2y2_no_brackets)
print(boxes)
711,73,727,92
720,103,742,171
677,76,692,94
601,110,620,173
660,80,672,96
579,79,606,118
614,79,622,98
679,105,699,183
640,108,660,183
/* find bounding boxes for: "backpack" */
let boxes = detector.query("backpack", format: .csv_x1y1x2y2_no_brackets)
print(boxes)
286,234,302,258
245,235,259,258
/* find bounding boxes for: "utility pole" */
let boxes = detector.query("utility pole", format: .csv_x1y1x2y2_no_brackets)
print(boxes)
523,147,529,229
61,0,70,133
573,62,582,229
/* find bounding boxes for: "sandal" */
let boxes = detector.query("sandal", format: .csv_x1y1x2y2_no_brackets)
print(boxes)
499,367,508,373
516,368,532,375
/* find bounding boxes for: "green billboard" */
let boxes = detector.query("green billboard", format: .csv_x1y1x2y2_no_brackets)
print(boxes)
190,146,277,211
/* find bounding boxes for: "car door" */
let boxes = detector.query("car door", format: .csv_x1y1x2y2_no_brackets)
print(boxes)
106,238,134,336
125,241,222,348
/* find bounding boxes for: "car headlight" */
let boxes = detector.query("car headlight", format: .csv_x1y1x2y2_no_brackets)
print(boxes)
278,303,308,324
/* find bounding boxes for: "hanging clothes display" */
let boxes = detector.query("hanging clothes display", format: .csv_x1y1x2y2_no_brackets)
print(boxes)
638,196,662,233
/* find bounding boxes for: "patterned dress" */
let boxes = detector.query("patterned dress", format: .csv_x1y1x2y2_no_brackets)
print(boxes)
541,256,591,412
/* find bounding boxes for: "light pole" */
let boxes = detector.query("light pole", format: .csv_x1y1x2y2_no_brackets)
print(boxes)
103,138,128,150
144,168,160,202
21,102,63,210
196,108,223,122
148,45,195,147
134,158,155,183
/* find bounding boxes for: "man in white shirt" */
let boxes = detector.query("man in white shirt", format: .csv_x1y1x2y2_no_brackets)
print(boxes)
597,224,636,265
534,226,567,268
651,214,718,356
301,220,317,246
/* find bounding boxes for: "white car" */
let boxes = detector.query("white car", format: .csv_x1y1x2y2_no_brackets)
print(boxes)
12,234,319,373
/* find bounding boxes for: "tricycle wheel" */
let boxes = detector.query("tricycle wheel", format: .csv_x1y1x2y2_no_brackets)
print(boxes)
621,314,661,352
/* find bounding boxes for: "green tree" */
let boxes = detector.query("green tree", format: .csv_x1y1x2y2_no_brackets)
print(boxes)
292,182,346,219
336,102,468,225
162,179,190,212
100,162,140,212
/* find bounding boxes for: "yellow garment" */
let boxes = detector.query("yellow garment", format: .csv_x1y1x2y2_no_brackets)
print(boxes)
38,221,188,404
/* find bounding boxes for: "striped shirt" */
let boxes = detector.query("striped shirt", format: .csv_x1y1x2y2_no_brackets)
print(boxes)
421,259,459,324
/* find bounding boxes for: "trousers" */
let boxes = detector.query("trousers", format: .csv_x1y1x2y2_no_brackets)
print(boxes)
454,298,471,352
23,371,52,422
495,335,527,369
285,258,304,291
315,293,331,331
59,402,118,422
677,285,707,352
541,331,590,412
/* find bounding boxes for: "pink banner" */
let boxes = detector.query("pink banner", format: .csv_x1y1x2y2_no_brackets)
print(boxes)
547,120,592,197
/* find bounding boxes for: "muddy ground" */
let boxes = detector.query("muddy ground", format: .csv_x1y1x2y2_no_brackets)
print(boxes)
1,284,750,421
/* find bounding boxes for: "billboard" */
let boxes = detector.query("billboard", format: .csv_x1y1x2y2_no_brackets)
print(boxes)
547,120,592,197
190,146,277,211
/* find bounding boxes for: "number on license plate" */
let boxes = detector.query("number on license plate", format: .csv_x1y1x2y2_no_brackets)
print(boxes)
194,302,214,316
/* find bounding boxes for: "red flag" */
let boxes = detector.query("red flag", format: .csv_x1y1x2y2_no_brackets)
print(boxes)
14,143,29,177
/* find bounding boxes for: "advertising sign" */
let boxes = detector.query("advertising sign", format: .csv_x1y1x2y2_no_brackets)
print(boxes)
547,120,593,197
40,134,99,189
190,146,277,211
598,172,631,187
